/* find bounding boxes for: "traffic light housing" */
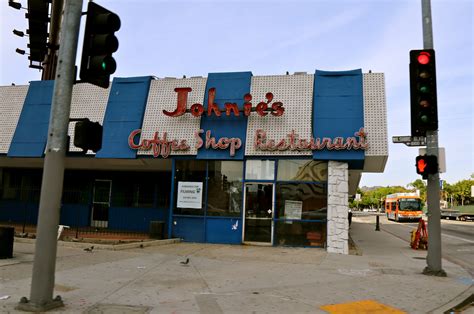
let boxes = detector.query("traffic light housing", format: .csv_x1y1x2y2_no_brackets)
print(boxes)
416,155,438,178
410,49,438,136
73,119,103,153
79,2,120,88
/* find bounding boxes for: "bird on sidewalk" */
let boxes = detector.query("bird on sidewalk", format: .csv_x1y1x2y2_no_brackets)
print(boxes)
180,258,189,265
84,246,94,252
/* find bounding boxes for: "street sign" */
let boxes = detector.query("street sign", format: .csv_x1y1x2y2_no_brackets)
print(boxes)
392,135,426,147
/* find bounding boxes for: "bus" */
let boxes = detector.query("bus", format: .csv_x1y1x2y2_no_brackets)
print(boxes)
385,193,423,222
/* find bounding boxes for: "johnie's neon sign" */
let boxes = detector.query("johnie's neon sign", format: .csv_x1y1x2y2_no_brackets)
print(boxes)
163,88,285,117
128,128,368,158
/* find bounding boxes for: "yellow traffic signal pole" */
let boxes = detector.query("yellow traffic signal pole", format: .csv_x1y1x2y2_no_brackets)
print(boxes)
16,0,84,311
421,0,446,277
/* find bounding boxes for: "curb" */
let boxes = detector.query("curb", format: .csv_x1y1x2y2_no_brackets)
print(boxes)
14,237,181,251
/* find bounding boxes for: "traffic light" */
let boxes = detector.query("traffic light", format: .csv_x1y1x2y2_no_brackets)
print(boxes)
79,2,120,88
74,119,103,153
410,49,438,137
416,155,438,178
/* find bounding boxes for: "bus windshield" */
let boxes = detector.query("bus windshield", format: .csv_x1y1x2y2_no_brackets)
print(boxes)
398,199,421,211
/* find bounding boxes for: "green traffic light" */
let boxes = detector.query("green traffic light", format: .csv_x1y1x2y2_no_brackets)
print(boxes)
419,85,429,93
101,61,107,71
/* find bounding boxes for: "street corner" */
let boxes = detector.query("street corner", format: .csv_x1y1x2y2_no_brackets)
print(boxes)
320,299,406,314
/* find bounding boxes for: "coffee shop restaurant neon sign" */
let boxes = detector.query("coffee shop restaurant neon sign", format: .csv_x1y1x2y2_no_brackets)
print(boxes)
128,87,369,158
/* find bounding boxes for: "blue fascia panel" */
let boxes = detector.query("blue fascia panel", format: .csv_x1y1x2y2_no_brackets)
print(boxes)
312,69,365,169
8,80,54,157
197,72,252,160
96,76,153,159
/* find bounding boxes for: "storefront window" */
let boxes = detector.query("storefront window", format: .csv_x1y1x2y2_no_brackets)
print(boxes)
275,183,327,220
245,160,275,180
275,221,327,247
174,160,206,215
274,179,327,247
207,161,243,217
277,160,327,182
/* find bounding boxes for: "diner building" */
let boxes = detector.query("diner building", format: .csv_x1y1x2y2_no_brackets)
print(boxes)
0,69,387,254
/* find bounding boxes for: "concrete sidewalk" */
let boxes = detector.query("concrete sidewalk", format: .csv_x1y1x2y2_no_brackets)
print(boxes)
0,217,472,313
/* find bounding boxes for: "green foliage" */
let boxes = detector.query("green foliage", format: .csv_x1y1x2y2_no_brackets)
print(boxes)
354,175,472,210
444,178,474,206
350,186,408,209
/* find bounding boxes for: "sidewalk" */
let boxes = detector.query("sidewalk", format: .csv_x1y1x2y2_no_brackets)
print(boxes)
0,217,472,313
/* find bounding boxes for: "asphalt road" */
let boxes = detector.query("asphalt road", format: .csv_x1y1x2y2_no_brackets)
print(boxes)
374,215,474,276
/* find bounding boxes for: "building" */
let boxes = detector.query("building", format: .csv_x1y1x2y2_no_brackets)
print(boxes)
0,69,387,254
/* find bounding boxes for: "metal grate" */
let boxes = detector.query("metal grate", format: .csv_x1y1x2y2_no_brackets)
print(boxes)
245,74,314,156
0,86,29,154
363,73,388,156
68,83,110,154
139,77,206,156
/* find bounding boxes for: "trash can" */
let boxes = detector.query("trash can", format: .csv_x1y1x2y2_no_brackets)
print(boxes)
0,226,14,259
149,221,165,239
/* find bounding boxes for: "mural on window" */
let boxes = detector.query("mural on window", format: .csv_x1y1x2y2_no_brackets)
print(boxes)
274,160,328,247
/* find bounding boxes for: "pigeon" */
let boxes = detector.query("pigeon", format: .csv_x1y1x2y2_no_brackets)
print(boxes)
180,258,189,265
84,246,94,252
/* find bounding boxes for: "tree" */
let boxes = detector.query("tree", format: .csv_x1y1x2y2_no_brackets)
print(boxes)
407,179,427,202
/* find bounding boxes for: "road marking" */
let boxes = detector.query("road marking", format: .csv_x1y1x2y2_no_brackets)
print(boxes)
389,222,474,243
320,300,405,313
441,233,474,244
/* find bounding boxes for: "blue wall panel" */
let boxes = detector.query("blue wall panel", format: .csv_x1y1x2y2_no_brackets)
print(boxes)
197,72,252,160
109,206,166,232
206,217,242,244
312,69,365,169
171,216,205,242
8,80,54,157
60,204,90,227
96,76,152,159
0,201,38,224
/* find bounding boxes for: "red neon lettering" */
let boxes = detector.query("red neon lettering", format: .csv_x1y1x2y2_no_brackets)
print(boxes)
163,88,192,117
194,129,204,149
190,103,204,117
254,129,369,152
207,88,221,117
271,102,284,116
128,129,190,158
256,102,268,116
225,103,240,116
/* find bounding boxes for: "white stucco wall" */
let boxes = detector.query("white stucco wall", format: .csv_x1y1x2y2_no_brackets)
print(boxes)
327,161,349,254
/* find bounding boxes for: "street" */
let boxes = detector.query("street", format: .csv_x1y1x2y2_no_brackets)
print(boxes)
367,214,474,276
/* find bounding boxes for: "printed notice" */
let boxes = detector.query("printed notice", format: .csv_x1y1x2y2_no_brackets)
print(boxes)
285,200,303,220
177,181,203,209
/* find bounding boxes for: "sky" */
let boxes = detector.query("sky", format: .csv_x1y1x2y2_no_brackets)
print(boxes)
0,0,473,188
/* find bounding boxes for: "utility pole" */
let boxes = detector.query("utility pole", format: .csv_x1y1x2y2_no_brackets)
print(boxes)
41,0,64,80
17,0,84,311
421,0,446,277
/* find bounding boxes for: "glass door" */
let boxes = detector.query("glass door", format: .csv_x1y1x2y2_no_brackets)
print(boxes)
243,183,274,244
91,180,112,228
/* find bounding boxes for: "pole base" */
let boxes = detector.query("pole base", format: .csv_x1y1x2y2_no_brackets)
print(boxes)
422,266,447,277
16,295,64,312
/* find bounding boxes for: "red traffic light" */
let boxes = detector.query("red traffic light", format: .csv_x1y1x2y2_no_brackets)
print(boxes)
415,155,438,177
416,158,428,173
417,52,431,65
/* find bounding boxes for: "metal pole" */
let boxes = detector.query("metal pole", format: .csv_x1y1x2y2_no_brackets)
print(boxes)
17,0,84,311
421,0,446,277
42,0,64,80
